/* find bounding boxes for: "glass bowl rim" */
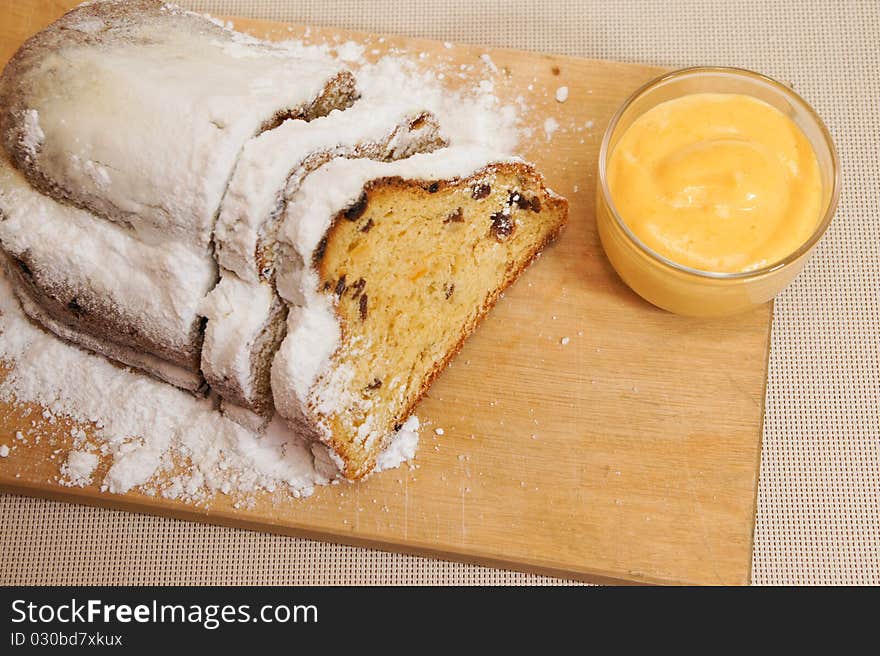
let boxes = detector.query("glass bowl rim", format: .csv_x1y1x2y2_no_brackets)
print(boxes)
597,65,840,281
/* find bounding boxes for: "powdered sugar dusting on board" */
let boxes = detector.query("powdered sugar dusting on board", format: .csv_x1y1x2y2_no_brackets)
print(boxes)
0,269,415,503
356,55,521,153
268,36,527,154
61,450,98,487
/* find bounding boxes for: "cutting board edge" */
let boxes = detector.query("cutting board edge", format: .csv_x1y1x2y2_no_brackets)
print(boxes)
741,300,775,585
0,479,748,586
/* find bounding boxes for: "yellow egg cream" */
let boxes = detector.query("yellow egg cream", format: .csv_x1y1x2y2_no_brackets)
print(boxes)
597,68,838,317
607,93,822,274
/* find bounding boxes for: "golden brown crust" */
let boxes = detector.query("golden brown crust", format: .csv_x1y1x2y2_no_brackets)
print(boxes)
343,217,565,479
258,70,359,132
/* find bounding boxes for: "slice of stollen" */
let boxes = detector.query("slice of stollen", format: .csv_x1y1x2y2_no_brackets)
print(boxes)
0,0,357,251
200,101,447,423
271,146,568,478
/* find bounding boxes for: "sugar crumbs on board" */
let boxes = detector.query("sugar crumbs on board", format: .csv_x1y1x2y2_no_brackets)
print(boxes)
60,450,99,487
0,267,423,505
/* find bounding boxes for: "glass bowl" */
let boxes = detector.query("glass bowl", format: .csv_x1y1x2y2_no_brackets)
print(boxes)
596,66,839,317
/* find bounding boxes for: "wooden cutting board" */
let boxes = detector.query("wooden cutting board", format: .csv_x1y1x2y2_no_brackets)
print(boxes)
0,1,772,585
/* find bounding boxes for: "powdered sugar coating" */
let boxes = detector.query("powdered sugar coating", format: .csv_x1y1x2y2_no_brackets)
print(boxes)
0,159,215,367
19,109,43,159
0,0,349,250
353,54,521,154
374,416,420,471
12,284,204,391
272,295,341,424
197,274,275,392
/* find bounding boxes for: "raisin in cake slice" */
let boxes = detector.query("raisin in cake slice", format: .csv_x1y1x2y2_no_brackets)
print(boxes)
0,158,212,391
0,0,357,251
271,146,568,478
200,102,446,423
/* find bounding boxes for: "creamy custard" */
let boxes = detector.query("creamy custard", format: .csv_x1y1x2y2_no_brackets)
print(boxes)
607,93,822,273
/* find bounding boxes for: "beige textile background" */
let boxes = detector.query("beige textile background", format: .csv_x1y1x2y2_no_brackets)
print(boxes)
1,0,878,585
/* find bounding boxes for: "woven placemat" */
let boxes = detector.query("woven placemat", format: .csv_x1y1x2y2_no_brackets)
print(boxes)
1,0,877,585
